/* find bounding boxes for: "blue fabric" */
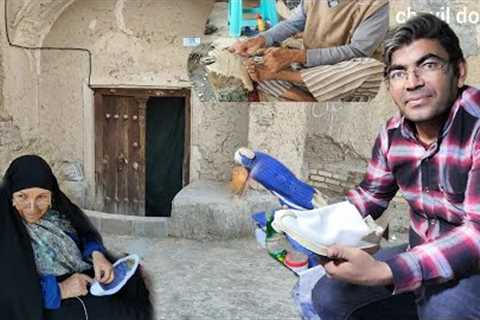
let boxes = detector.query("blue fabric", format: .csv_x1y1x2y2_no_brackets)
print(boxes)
82,236,107,260
251,211,267,228
238,151,316,210
65,231,105,259
40,275,61,310
39,232,104,309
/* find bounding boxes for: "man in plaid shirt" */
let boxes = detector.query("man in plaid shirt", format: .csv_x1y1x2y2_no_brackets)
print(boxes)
311,14,480,319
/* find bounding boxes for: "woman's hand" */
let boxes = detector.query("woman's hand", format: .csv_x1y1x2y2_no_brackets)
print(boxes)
92,251,115,284
59,273,93,299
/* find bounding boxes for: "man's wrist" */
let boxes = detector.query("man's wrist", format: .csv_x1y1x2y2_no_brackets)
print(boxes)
255,36,266,48
292,49,306,64
259,32,273,47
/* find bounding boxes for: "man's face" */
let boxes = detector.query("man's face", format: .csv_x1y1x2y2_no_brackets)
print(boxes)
387,38,466,124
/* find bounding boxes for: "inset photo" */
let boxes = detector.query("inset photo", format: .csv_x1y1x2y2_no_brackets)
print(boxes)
189,0,389,102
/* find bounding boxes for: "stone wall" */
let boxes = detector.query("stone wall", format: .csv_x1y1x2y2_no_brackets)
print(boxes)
308,166,364,198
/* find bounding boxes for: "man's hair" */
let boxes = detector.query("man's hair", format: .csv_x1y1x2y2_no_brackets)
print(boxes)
384,13,465,77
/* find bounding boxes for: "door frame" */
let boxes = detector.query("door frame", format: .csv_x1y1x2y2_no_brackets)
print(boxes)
93,87,191,214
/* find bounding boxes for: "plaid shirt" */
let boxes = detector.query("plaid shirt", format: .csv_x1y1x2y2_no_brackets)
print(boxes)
347,86,480,293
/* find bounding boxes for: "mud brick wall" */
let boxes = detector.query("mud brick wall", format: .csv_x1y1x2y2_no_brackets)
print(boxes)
308,165,365,197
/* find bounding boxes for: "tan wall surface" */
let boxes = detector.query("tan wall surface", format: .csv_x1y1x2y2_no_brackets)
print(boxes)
43,0,213,87
190,97,250,183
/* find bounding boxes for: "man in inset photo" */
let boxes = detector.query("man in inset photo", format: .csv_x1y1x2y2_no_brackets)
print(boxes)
230,0,389,102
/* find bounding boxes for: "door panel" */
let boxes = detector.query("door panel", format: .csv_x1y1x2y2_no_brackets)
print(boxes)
146,97,185,217
94,89,190,216
95,94,145,215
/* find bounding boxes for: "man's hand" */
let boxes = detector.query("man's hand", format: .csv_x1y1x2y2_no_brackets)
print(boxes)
59,273,93,299
324,245,393,286
245,59,278,82
263,47,306,73
229,36,266,57
92,251,114,284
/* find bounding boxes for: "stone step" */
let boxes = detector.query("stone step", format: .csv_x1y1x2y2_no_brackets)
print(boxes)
169,180,279,240
85,181,410,243
84,210,169,239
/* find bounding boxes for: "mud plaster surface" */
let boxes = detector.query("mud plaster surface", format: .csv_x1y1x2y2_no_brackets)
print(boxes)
39,0,214,87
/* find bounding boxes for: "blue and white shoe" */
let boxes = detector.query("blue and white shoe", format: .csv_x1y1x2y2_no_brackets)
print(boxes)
234,148,324,210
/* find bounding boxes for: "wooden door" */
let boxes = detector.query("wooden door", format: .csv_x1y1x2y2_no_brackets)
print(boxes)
95,93,146,215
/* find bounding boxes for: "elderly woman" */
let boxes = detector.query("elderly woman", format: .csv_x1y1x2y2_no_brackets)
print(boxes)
0,155,152,320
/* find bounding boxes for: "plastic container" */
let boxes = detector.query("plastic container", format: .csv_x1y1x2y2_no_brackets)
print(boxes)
256,14,266,32
266,232,287,261
265,210,287,260
284,250,309,274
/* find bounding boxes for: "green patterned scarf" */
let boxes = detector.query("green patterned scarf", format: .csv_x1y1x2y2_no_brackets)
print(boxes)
24,209,91,276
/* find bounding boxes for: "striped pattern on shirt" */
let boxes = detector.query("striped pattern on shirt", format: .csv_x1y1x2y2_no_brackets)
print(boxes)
257,57,383,102
347,86,480,293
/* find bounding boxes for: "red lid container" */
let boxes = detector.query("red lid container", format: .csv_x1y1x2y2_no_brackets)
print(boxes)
284,251,308,268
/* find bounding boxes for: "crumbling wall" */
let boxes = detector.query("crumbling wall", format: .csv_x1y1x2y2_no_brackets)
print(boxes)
303,84,395,197
248,102,310,178
305,135,366,197
7,0,76,48
0,0,55,173
190,96,249,182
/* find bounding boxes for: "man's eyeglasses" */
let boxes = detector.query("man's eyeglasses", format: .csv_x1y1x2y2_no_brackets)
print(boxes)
386,57,449,84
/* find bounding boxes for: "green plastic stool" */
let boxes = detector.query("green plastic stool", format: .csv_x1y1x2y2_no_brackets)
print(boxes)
228,0,279,37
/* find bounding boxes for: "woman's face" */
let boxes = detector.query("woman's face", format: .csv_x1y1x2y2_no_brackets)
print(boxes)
12,187,52,223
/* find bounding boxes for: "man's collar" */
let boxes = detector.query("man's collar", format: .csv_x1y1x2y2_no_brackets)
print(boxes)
327,0,340,8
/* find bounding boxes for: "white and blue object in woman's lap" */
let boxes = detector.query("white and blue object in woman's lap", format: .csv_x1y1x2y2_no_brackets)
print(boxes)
90,254,140,296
